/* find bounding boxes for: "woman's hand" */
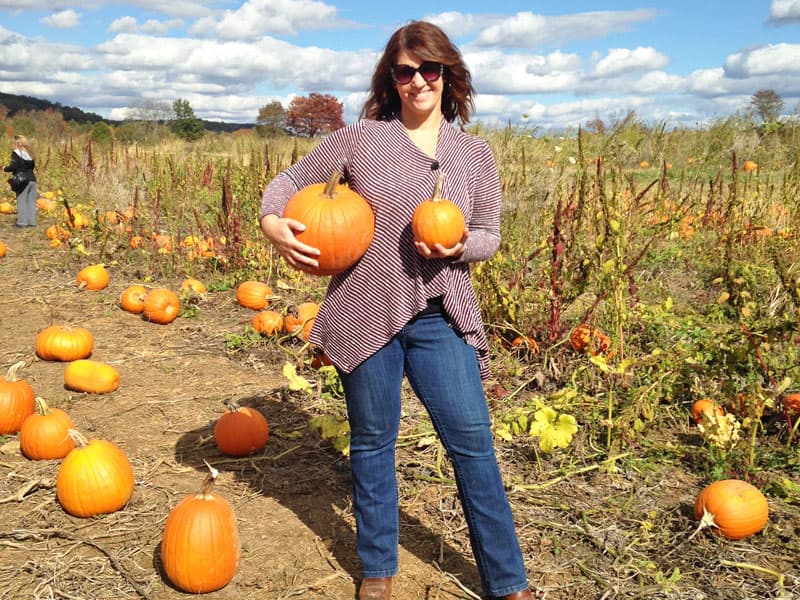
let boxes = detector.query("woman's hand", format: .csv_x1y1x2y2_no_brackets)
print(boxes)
414,227,469,260
260,214,321,272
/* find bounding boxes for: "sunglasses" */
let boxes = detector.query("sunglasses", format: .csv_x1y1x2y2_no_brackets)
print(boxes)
391,61,444,85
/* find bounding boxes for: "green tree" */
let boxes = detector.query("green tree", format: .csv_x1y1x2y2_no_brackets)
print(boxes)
286,93,345,137
170,98,205,141
750,89,784,123
256,100,287,137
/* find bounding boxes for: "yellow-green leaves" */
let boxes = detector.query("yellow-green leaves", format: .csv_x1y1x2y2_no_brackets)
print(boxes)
528,406,578,453
282,362,312,392
308,414,350,455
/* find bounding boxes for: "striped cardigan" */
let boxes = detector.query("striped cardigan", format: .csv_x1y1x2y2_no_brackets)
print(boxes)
260,117,501,379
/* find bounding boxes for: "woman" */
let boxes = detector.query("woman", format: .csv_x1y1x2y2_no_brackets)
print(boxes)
4,134,37,227
260,21,533,600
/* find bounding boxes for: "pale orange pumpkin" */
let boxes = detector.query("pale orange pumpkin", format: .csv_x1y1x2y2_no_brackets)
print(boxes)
76,264,109,290
120,284,149,314
214,402,269,456
64,359,120,394
284,302,320,341
236,280,274,310
282,170,375,276
179,277,207,297
411,174,465,249
142,288,180,324
35,324,94,362
694,479,769,540
0,361,36,434
19,396,76,460
56,429,135,517
160,465,240,593
251,310,284,335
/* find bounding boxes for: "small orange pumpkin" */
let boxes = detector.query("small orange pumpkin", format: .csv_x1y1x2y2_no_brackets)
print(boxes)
214,402,270,456
284,302,320,341
251,310,284,335
236,280,274,310
19,396,76,460
142,288,180,324
160,464,240,593
742,160,758,172
694,479,769,540
64,359,120,394
76,264,109,290
0,361,36,434
782,391,800,417
282,170,375,276
690,399,725,425
56,429,135,517
35,324,94,362
120,284,149,314
569,323,611,355
411,174,465,249
179,277,207,297
511,335,539,355
0,240,6,257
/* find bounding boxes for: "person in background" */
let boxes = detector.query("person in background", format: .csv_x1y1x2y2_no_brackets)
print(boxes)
259,20,533,600
4,134,37,227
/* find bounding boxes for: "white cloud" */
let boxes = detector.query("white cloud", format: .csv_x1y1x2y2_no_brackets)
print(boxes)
109,16,138,33
473,9,660,49
590,47,669,78
768,0,800,24
724,43,800,77
208,0,350,39
41,9,80,29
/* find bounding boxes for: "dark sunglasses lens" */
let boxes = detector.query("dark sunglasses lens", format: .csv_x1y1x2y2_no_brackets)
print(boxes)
393,66,415,84
419,62,442,81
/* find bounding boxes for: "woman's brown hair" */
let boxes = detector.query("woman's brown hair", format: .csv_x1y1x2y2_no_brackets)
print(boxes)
361,21,475,125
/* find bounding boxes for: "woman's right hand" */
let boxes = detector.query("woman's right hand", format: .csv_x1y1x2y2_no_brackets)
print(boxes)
259,214,321,273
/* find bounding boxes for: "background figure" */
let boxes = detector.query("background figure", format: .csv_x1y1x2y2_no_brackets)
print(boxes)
4,134,37,227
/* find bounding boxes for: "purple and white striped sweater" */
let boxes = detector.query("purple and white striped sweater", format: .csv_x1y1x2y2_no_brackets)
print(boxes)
260,117,501,379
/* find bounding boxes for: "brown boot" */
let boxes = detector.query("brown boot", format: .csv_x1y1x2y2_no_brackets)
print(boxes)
501,590,533,599
359,576,392,600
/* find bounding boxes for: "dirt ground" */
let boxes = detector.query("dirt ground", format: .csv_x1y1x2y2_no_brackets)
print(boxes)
1,216,799,600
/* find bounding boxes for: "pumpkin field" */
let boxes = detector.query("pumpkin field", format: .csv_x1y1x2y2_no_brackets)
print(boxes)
1,114,800,599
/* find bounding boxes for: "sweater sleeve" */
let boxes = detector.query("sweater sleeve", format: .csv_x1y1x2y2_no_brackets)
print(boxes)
457,139,501,263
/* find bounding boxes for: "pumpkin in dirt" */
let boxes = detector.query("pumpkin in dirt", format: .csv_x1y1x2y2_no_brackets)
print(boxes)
76,264,109,290
64,359,120,394
160,465,240,593
690,399,725,425
142,288,180,324
0,200,15,214
56,429,135,517
236,280,274,310
694,479,769,540
179,277,207,297
284,302,320,341
0,361,36,434
282,170,375,276
214,403,269,456
569,324,611,355
411,174,465,250
251,310,284,336
0,240,6,258
120,284,149,314
19,397,76,460
35,324,94,362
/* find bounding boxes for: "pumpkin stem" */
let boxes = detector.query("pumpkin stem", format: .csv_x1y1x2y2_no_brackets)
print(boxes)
225,400,242,412
686,506,717,541
431,174,445,202
6,360,26,382
67,428,90,449
201,459,220,495
323,170,343,198
34,396,52,416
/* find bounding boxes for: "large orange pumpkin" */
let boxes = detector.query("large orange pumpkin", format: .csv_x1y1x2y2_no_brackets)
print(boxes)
251,310,284,335
214,403,269,456
694,479,769,540
0,361,36,434
160,465,240,593
64,359,120,394
120,284,149,314
56,430,135,517
236,280,274,310
76,264,109,290
142,288,180,324
19,396,76,460
282,170,375,276
411,174,465,249
35,324,94,362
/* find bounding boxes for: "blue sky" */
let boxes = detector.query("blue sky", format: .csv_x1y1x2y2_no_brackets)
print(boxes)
1,1,799,129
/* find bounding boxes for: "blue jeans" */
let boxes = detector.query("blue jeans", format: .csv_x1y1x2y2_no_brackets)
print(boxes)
338,312,529,598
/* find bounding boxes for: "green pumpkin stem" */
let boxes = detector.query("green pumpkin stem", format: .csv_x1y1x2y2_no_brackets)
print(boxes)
34,396,52,416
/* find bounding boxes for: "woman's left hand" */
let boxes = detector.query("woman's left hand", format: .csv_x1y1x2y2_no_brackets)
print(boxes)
414,227,468,260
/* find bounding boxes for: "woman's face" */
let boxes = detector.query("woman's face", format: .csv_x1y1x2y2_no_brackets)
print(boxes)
393,51,444,121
